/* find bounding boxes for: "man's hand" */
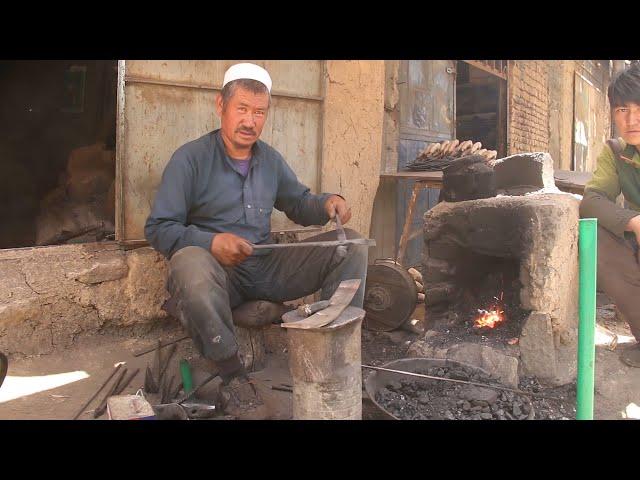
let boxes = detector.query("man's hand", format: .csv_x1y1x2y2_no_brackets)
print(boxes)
324,195,352,224
210,233,253,266
626,215,640,243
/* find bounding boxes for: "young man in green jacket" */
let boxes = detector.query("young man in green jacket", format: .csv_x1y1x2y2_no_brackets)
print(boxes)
580,62,640,367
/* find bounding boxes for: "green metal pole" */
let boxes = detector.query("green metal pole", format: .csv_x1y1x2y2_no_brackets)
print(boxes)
577,218,597,420
179,359,193,396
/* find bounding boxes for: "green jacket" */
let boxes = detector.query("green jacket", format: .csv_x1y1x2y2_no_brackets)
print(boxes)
580,139,640,237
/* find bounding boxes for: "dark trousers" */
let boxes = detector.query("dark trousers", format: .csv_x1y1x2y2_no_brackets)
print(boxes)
597,226,640,341
167,228,369,362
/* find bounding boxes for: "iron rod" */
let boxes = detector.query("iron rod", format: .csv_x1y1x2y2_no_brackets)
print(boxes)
93,367,128,418
251,239,375,250
132,336,190,357
362,365,561,401
72,363,124,420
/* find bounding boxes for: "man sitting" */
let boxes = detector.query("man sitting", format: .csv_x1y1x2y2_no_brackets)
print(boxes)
145,63,368,418
580,62,640,367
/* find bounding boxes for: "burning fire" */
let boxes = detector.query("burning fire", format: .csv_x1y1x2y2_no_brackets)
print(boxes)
474,307,505,329
473,292,506,329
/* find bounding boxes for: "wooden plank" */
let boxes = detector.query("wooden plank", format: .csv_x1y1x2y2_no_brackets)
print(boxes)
463,60,508,80
122,83,218,241
380,169,590,193
381,171,444,180
497,79,507,157
397,182,422,264
369,177,398,260
124,76,323,102
126,60,323,98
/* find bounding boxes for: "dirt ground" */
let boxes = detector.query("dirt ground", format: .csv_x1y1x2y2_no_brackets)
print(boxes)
1,302,639,420
0,324,293,420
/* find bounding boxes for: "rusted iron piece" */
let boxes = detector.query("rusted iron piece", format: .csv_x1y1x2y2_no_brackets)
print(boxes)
132,335,190,358
72,362,124,420
158,343,178,386
282,279,361,330
175,371,219,405
93,367,128,418
144,366,159,394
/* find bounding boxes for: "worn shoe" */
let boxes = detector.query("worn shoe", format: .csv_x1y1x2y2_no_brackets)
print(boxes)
620,344,640,368
218,375,270,420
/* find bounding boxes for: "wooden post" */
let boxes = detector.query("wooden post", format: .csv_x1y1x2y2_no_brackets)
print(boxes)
284,306,364,420
397,181,424,265
236,326,267,373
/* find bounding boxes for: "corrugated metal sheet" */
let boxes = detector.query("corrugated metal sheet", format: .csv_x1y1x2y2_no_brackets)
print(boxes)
116,60,324,242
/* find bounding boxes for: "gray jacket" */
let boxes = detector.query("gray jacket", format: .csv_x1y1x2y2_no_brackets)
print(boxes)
145,129,333,259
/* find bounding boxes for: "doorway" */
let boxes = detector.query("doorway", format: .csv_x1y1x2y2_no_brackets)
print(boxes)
0,60,118,249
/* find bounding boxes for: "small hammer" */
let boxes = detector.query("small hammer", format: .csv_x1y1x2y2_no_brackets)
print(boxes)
335,214,347,258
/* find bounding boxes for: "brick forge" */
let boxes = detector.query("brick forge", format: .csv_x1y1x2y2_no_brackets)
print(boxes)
412,153,580,387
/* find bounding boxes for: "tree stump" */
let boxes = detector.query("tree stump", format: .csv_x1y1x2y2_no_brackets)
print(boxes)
236,326,267,372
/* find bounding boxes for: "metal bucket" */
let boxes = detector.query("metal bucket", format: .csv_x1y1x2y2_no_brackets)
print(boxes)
364,357,534,420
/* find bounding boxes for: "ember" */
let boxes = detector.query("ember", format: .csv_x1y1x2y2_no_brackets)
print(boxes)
473,293,506,329
474,308,505,329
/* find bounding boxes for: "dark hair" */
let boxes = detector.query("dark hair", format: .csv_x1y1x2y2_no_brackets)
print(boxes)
608,62,640,109
220,78,270,108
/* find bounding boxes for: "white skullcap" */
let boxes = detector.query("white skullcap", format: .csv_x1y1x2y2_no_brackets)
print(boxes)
222,63,272,93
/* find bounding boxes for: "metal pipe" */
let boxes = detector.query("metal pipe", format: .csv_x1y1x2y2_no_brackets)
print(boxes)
577,218,598,420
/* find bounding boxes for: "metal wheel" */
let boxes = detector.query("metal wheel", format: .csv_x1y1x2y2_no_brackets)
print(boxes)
363,259,418,331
